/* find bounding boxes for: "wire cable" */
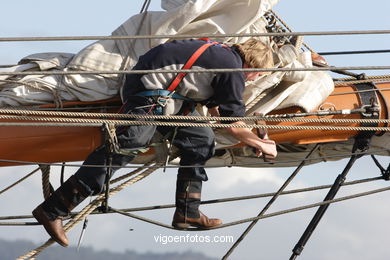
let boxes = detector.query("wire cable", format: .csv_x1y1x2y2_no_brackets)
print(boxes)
1,30,390,42
319,49,390,56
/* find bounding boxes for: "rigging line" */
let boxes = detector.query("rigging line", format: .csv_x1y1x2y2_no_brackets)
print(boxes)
333,74,390,87
0,164,154,222
221,148,390,168
139,0,151,13
0,167,41,195
116,0,151,84
0,64,17,68
334,74,390,82
330,88,390,96
1,66,390,77
222,144,320,259
111,207,176,230
269,10,314,52
1,115,390,131
1,30,390,42
5,185,390,229
0,222,38,226
2,108,389,123
111,176,384,212
0,108,373,124
16,161,160,260
87,185,390,232
210,185,390,230
0,146,389,169
319,49,390,56
0,175,384,225
313,60,367,79
0,108,380,122
0,108,364,121
15,106,121,111
334,80,390,87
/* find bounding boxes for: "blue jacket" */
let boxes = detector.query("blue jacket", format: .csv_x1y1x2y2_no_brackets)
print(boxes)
123,39,245,117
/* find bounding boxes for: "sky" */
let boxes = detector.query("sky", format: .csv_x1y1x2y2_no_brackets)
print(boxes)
1,1,390,260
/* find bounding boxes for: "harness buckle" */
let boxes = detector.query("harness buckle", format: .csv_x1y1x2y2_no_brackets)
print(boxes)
156,90,176,108
157,96,170,107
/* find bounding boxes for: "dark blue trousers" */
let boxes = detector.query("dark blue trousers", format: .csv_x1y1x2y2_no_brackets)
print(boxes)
75,96,215,195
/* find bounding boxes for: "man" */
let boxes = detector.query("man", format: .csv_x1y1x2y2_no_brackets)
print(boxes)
32,38,277,247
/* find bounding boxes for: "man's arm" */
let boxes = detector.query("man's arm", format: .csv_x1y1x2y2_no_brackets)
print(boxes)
225,121,277,158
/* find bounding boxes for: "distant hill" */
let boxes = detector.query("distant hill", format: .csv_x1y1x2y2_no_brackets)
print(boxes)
0,239,218,260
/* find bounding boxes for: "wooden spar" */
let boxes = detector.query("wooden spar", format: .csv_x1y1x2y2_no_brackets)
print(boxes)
267,82,390,144
0,82,389,167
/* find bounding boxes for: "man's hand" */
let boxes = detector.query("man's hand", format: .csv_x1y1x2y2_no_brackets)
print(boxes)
254,139,277,159
225,121,277,159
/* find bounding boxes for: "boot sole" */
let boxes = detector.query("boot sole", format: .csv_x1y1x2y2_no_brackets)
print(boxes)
172,222,221,230
172,222,191,229
32,206,69,247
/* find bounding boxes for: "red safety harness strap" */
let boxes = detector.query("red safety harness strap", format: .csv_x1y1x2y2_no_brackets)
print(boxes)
119,40,223,114
166,41,218,92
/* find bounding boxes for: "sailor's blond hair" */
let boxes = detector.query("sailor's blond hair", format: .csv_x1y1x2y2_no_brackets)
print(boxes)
233,38,274,69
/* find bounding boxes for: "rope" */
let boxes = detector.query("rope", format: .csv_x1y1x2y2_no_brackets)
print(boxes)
39,165,53,199
223,144,320,259
319,49,390,56
111,207,176,230
108,176,386,212
0,167,41,195
0,79,46,91
0,66,389,77
139,0,151,13
1,146,389,170
1,29,390,42
212,185,390,230
115,0,152,93
330,88,390,96
0,175,384,225
0,222,38,226
222,144,319,259
335,79,390,86
106,185,390,231
16,160,162,260
0,114,389,131
269,10,314,52
0,79,63,108
245,89,270,112
2,7,388,259
2,108,389,123
335,74,390,82
334,75,390,86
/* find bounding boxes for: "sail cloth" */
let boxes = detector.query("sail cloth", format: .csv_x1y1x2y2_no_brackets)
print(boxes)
0,0,333,116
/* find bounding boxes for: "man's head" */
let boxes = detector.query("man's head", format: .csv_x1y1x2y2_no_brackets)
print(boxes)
233,38,274,81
